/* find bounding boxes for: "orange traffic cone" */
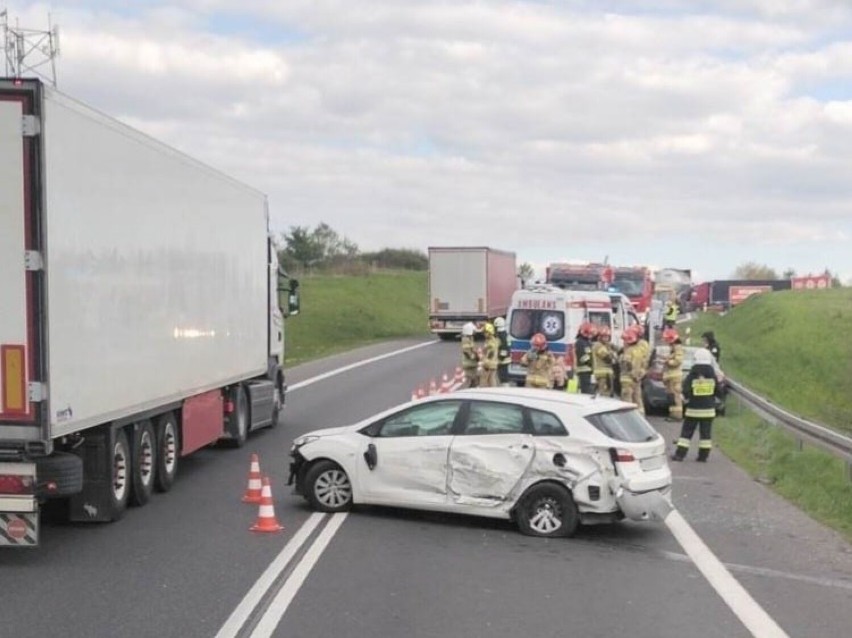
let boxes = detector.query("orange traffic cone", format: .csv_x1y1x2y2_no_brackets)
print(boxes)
454,367,464,384
428,378,438,395
416,386,426,399
241,453,263,503
440,373,452,393
411,388,419,401
250,477,284,533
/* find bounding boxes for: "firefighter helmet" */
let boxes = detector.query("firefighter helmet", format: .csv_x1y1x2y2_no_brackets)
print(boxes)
494,317,506,331
483,323,495,336
622,327,638,345
694,348,713,366
662,328,679,343
462,322,475,337
531,333,547,351
579,321,596,338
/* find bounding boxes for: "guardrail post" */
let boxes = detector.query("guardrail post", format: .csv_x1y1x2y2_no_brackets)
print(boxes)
796,438,804,452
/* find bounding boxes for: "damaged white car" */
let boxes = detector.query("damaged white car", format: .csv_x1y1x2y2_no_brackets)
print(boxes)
288,388,673,537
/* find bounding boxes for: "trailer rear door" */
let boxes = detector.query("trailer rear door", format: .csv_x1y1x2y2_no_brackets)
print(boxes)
0,87,41,436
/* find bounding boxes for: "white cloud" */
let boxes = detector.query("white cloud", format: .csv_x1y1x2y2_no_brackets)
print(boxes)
4,0,852,280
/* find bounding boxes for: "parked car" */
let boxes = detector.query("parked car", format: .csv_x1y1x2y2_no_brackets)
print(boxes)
642,346,727,416
288,388,672,538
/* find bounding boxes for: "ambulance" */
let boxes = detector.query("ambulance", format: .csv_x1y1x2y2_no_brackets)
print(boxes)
506,285,640,385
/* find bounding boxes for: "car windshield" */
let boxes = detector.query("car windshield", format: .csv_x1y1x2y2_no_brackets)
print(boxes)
584,409,659,442
612,277,644,296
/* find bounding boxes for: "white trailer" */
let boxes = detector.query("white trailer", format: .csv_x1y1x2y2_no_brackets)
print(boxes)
0,79,300,547
428,247,517,338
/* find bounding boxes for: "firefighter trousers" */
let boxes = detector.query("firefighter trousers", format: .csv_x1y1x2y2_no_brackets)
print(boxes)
674,418,713,461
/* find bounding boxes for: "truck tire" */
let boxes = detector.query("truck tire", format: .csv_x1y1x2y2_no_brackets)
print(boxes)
35,452,83,498
154,412,179,492
129,420,156,507
224,385,249,448
270,379,282,429
109,428,132,520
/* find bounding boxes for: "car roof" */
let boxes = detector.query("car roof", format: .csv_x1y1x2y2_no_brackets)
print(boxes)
440,387,635,416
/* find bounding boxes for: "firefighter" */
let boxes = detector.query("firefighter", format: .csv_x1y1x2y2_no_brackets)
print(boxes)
521,333,555,389
574,321,597,394
592,326,616,397
619,326,647,413
701,331,721,362
661,328,684,420
634,323,652,371
460,322,480,388
494,317,511,385
664,300,679,329
479,323,499,387
672,348,721,462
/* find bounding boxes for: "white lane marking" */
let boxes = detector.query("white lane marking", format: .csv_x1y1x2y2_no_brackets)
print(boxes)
214,513,326,638
289,341,437,392
665,510,790,638
250,513,349,638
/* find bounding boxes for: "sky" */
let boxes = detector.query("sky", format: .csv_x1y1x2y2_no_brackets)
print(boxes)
4,0,852,283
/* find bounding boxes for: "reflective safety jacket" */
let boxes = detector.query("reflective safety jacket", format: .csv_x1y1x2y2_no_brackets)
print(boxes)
635,338,651,370
521,349,555,388
482,335,499,371
575,336,593,374
592,341,616,376
619,344,646,383
461,336,479,370
665,303,678,323
662,343,684,381
682,364,719,419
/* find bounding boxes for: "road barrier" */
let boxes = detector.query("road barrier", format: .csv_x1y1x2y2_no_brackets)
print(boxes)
727,379,852,482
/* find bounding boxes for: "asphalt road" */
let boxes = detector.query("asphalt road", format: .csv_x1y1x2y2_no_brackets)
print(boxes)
2,339,851,638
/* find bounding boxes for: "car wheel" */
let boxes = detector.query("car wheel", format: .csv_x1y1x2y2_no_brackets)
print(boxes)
304,460,352,513
516,483,579,538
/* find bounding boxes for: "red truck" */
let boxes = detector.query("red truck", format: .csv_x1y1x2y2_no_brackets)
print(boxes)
611,266,654,319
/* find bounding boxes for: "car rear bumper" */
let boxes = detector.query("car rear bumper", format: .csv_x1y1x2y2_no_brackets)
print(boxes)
616,485,673,522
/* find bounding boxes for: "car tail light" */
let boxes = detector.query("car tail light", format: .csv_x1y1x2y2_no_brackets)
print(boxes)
0,474,35,496
647,368,663,381
223,400,235,414
613,449,636,463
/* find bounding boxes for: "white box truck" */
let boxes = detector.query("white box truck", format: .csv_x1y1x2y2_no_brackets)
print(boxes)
0,78,300,547
428,247,517,339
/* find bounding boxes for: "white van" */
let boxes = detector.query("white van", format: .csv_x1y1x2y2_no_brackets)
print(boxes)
507,286,639,384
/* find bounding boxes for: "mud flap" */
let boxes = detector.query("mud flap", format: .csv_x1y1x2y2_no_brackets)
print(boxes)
0,512,39,547
616,487,673,522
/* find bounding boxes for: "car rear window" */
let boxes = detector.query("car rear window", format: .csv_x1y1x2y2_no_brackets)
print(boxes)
584,409,659,443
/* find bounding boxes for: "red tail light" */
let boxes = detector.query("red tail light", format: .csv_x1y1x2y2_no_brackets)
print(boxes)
0,474,35,495
614,449,636,463
224,400,235,414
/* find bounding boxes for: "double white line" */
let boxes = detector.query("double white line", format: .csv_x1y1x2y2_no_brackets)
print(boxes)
215,512,348,638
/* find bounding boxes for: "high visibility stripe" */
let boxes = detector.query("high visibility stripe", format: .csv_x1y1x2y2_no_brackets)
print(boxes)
676,438,691,448
685,408,715,418
693,379,715,396
1,345,27,414
698,440,713,449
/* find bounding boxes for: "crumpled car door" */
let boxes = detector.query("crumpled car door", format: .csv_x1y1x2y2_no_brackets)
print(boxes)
447,433,535,507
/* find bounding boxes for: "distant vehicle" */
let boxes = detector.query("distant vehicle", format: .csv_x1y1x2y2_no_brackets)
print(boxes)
0,78,299,548
545,262,606,290
505,285,639,385
610,266,655,322
688,279,791,311
428,247,517,339
643,346,728,415
288,388,673,538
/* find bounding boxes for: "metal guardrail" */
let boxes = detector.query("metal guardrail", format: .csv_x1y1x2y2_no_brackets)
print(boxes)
727,378,852,481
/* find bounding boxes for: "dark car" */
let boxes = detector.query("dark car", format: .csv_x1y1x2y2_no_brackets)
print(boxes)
642,346,727,416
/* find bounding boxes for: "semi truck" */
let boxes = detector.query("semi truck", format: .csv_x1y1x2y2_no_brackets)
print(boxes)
0,78,299,547
428,247,517,338
687,279,791,310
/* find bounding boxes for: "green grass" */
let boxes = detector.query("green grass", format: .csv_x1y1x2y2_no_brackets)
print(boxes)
687,288,852,435
284,270,430,365
714,397,852,542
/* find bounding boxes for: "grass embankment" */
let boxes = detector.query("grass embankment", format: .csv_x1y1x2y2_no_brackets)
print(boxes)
285,270,430,365
686,288,852,541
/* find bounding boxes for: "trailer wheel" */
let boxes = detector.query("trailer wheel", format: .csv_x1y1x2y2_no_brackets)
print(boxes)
154,413,179,492
270,378,283,429
35,452,83,498
225,385,249,448
109,428,131,520
129,420,156,507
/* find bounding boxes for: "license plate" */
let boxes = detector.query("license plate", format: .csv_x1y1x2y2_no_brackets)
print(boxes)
640,455,665,471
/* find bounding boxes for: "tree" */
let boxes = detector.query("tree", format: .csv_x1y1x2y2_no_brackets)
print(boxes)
731,262,778,280
311,222,359,261
282,225,323,270
782,268,796,279
518,262,535,283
